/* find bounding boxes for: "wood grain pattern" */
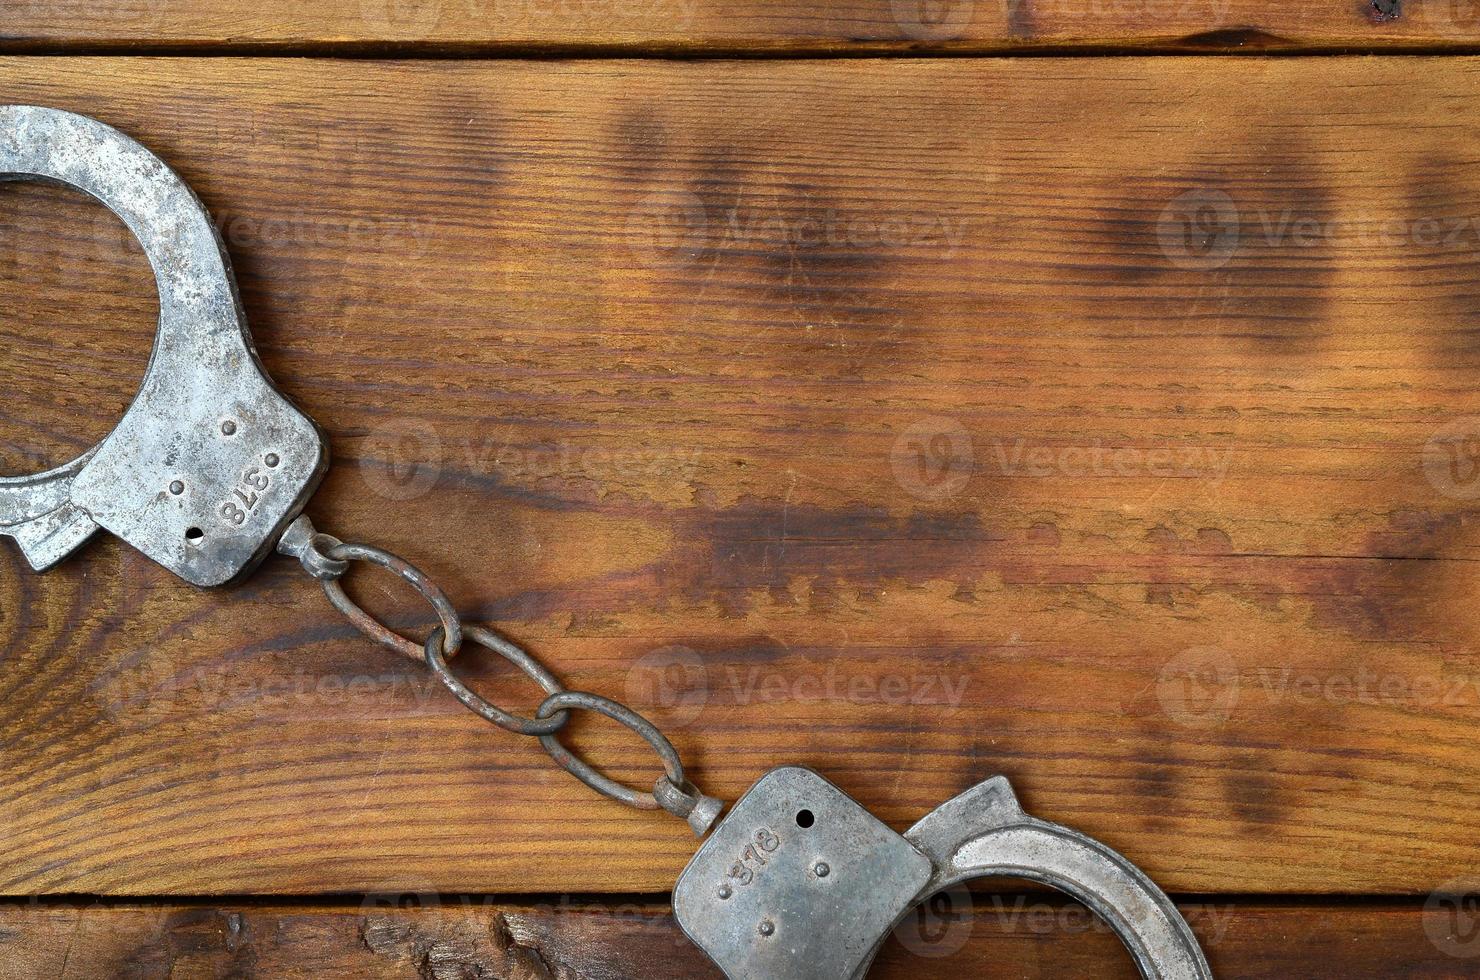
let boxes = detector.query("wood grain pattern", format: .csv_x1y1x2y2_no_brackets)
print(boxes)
2,57,1480,900
4,0,1480,53
0,900,1470,978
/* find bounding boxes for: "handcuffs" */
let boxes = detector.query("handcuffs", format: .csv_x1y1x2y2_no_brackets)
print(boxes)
0,105,1213,979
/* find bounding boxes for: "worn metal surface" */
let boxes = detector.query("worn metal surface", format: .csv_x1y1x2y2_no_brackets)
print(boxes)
425,623,568,735
0,104,325,586
677,767,1212,980
871,775,1211,980
537,689,708,822
275,512,347,580
320,537,464,662
673,767,934,980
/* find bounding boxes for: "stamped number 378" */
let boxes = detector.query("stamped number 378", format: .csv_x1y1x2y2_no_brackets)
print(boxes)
219,465,271,526
727,827,782,886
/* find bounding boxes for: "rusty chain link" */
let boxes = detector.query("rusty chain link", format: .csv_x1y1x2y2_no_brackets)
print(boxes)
277,514,724,835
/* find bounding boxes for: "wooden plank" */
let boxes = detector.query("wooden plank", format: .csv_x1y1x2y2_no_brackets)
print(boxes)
2,56,1480,896
2,0,1479,53
0,900,1470,978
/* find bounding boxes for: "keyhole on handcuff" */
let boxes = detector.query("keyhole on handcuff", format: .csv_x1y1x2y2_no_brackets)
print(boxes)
0,180,155,476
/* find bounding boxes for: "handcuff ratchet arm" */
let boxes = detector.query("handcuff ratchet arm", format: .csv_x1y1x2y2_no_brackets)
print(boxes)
856,775,1214,979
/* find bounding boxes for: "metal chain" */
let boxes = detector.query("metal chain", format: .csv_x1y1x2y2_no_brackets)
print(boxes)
277,514,724,836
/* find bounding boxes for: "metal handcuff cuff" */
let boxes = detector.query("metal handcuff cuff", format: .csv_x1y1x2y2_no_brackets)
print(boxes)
0,106,1213,980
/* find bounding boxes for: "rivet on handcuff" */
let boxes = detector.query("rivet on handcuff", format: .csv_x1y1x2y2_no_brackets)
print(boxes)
0,106,1213,980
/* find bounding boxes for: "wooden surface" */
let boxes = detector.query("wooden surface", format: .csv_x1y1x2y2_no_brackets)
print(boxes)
2,42,1480,980
0,899,1471,978
6,0,1480,53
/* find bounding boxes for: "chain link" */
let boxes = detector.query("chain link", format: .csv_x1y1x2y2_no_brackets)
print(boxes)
278,514,723,835
319,541,463,662
424,625,568,736
535,690,687,811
